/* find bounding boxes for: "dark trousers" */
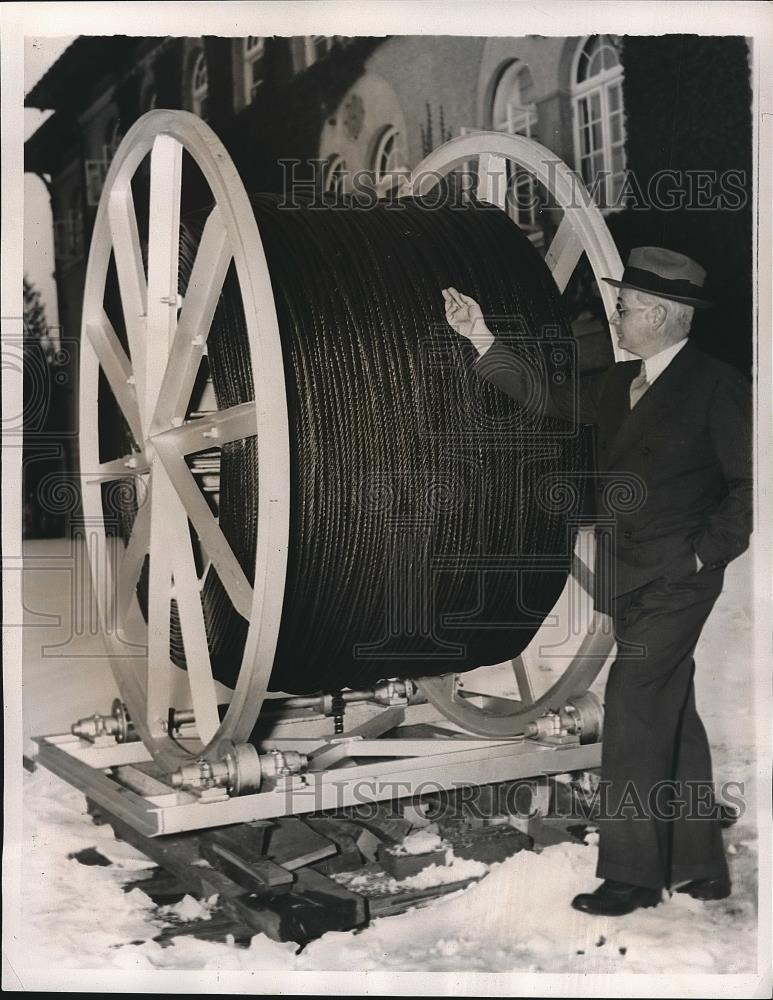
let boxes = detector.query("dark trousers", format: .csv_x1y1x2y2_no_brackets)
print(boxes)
595,567,730,890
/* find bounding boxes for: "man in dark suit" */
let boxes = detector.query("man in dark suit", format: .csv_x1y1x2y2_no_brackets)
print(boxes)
442,246,753,916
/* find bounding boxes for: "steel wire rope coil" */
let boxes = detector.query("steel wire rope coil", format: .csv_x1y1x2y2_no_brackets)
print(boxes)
106,193,591,696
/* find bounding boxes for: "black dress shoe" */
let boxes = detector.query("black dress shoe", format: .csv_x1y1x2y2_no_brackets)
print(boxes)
571,880,662,916
674,876,731,900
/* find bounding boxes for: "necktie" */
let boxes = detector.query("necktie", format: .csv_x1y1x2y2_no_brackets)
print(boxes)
629,365,650,409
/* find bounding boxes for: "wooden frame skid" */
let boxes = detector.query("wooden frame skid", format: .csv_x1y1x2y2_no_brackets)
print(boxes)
35,730,602,837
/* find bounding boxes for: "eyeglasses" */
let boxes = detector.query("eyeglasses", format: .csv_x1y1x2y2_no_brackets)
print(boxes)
614,302,650,318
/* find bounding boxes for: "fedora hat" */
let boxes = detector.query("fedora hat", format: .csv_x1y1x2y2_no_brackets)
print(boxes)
602,246,713,309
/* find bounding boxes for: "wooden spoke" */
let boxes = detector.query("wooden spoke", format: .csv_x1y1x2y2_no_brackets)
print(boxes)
145,464,176,735
544,215,585,293
108,187,148,409
151,434,253,619
145,134,183,426
151,401,257,456
85,313,144,444
152,206,232,432
511,655,535,705
476,152,508,209
168,509,221,743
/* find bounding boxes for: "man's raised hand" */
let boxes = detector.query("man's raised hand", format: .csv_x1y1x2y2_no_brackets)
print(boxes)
442,287,495,357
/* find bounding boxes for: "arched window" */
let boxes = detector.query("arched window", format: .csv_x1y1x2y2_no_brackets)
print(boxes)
571,35,626,208
191,49,209,119
304,35,338,68
324,155,348,196
492,61,536,134
372,125,408,196
243,36,265,102
491,61,540,234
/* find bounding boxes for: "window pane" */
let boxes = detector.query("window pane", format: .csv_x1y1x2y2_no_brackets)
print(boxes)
573,35,624,205
577,36,602,82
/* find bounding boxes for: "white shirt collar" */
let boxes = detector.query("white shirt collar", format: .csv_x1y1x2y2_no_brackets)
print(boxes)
642,338,688,384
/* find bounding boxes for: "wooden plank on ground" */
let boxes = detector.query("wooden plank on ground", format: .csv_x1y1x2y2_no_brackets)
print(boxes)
261,867,366,942
207,820,273,858
126,868,188,903
105,812,287,939
304,817,363,874
267,816,337,870
368,876,481,918
200,842,294,896
153,915,244,945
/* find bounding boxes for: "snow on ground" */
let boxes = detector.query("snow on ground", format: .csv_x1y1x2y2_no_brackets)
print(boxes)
17,755,758,974
14,550,763,976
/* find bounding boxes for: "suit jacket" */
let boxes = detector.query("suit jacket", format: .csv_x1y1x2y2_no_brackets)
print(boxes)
475,340,753,611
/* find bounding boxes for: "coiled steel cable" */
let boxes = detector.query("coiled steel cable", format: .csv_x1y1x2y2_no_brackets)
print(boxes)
110,194,590,695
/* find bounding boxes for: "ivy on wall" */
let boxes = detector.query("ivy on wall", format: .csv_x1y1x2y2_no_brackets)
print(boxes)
610,35,753,373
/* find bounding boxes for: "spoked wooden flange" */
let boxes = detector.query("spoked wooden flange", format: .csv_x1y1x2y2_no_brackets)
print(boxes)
79,110,289,772
407,132,624,736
